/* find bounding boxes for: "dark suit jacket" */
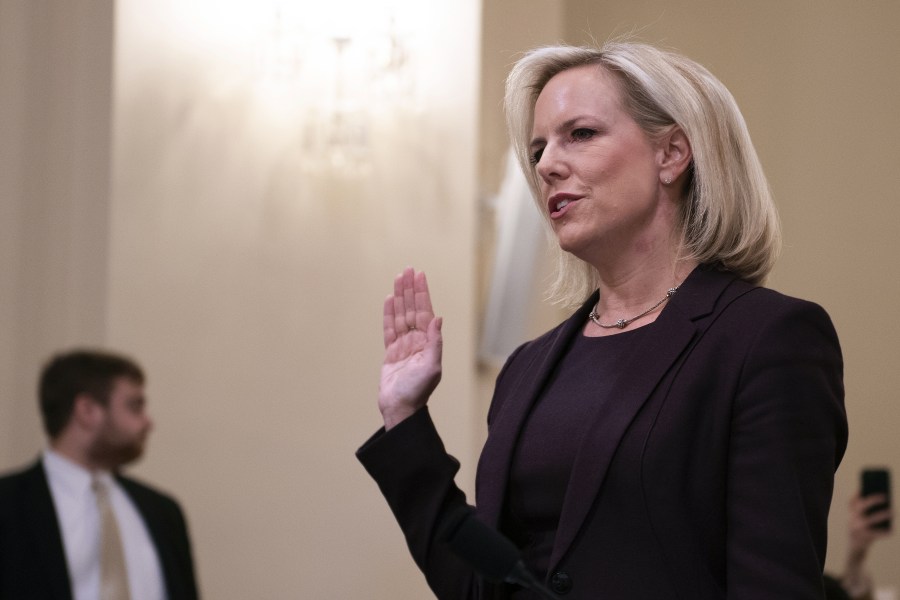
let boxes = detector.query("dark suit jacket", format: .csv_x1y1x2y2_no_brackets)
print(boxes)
0,460,199,600
358,265,848,599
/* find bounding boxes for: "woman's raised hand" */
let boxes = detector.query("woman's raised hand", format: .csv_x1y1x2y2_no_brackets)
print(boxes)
378,268,443,430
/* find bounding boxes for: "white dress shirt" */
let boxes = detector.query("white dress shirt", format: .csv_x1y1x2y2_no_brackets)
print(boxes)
43,449,168,600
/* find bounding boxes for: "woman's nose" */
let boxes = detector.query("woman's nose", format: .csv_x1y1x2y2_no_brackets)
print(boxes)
535,144,568,182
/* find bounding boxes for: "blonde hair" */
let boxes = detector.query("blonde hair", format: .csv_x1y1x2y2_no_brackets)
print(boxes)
504,42,781,306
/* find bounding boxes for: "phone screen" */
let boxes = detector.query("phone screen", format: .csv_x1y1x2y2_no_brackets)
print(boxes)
861,467,891,531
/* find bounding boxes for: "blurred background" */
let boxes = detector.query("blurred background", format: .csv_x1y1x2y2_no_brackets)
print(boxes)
1,0,897,597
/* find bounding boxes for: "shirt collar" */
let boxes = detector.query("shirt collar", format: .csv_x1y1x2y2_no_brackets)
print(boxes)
42,447,114,495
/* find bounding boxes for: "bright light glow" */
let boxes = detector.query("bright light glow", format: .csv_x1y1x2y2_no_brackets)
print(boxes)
144,0,425,174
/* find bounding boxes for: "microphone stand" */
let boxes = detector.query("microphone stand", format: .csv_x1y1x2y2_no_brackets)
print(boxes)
442,507,562,599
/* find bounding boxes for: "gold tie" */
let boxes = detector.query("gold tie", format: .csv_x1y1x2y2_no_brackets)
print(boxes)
93,478,132,600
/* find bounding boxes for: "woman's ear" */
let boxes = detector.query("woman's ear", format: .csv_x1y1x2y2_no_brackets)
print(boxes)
658,126,693,185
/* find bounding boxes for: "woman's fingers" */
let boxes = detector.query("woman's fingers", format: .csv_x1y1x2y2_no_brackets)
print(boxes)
383,267,439,354
386,268,435,341
383,295,398,348
414,270,435,331
403,268,417,331
392,270,409,336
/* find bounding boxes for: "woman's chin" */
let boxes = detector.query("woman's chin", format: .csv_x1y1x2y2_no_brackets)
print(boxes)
555,233,590,258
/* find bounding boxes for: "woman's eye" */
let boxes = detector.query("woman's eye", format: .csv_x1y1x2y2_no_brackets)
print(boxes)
529,148,544,166
572,128,596,141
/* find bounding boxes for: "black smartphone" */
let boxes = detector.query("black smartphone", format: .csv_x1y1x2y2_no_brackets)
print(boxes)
861,467,891,530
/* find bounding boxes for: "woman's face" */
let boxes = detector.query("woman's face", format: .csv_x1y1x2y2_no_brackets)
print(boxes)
530,65,672,267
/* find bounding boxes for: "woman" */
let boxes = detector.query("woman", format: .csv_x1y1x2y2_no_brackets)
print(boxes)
358,41,847,599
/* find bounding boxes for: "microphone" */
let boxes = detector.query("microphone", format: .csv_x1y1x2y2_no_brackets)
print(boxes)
441,507,561,600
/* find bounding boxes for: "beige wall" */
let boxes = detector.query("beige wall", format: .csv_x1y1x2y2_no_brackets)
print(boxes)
0,0,114,459
109,1,481,597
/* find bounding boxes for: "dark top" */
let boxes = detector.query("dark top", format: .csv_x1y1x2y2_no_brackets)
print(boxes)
504,327,649,578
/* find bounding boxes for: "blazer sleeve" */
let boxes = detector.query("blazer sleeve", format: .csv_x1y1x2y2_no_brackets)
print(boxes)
356,408,483,599
356,344,529,599
725,297,847,598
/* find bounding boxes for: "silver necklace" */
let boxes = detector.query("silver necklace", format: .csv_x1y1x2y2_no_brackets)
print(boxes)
589,287,678,329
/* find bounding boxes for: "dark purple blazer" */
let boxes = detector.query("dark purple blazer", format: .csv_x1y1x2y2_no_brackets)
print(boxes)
359,265,848,599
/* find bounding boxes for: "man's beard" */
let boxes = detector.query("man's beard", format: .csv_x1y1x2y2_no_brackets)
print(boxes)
88,428,145,470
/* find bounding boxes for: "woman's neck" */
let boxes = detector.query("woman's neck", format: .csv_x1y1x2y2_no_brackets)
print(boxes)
587,256,697,335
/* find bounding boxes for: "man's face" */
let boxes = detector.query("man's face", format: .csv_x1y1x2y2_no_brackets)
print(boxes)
88,376,154,469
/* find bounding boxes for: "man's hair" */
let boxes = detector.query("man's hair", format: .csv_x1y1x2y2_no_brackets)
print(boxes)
505,41,781,306
39,349,144,438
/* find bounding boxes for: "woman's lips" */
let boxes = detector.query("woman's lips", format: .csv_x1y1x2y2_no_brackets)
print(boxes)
548,194,581,218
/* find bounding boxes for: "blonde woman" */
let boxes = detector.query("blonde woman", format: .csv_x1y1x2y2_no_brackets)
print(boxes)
359,41,847,599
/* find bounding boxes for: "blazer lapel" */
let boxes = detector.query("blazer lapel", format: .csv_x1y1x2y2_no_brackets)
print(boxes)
548,265,736,570
23,461,74,598
477,299,594,528
117,477,175,593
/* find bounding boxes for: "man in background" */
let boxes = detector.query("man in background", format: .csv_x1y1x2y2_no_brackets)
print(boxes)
0,349,199,600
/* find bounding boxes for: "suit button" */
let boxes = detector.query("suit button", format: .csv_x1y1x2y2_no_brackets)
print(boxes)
550,571,572,595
